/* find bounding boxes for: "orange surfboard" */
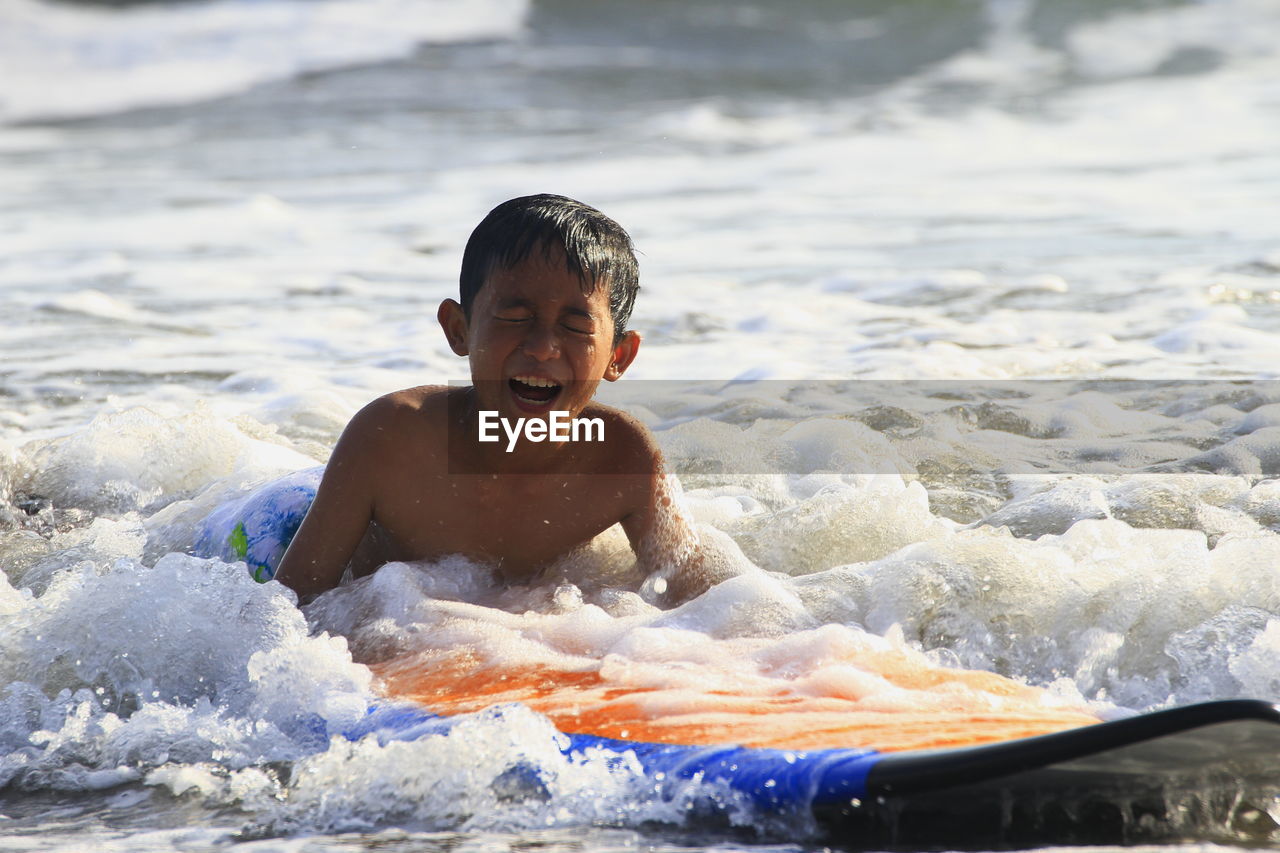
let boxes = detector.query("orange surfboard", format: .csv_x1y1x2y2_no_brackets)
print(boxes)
373,642,1098,753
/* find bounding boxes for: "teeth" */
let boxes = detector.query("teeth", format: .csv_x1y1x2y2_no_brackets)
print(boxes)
513,375,561,389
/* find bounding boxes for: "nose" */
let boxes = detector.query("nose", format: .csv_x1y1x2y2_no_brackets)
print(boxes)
521,322,560,361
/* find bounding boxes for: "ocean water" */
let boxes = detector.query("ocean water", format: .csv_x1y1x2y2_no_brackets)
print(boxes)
3,0,1280,849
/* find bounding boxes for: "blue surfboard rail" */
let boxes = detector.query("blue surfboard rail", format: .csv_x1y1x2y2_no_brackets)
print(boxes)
337,698,1280,848
343,700,881,812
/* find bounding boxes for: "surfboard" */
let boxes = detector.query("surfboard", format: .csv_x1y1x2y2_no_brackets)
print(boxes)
196,471,1280,847
344,698,1280,848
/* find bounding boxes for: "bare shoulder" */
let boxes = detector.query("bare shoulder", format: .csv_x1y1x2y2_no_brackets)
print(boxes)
335,385,452,460
352,385,448,429
581,402,664,477
370,384,450,414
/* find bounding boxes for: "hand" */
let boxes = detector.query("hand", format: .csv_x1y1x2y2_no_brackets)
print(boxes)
641,524,756,607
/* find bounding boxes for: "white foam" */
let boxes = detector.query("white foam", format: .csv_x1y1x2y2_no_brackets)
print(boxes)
1228,618,1280,698
1068,0,1280,79
251,704,665,836
22,405,317,515
0,553,378,795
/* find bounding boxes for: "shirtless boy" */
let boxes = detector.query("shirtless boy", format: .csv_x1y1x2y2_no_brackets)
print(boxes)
275,194,737,604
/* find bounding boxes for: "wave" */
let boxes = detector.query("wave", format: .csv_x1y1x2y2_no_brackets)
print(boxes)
7,0,1280,128
0,0,529,125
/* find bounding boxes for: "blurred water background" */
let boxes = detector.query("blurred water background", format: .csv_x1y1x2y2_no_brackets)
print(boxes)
3,0,1280,850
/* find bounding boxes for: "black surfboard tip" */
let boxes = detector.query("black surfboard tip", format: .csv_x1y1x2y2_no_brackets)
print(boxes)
816,699,1280,850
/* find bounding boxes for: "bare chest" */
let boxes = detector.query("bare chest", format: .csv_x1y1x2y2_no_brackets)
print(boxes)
373,472,633,579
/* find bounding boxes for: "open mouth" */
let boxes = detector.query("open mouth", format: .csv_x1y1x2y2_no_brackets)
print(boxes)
509,375,562,407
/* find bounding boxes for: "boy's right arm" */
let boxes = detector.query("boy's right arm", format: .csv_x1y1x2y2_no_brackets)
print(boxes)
274,401,386,601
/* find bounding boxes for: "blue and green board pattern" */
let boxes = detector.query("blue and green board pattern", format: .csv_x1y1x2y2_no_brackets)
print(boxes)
195,470,1280,848
193,466,323,582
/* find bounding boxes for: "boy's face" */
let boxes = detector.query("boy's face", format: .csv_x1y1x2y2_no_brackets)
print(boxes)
439,245,639,424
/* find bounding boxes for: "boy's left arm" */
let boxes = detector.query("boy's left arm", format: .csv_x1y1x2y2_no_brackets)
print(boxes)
617,422,754,606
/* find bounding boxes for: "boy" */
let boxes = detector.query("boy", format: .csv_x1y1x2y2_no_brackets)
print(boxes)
275,194,740,605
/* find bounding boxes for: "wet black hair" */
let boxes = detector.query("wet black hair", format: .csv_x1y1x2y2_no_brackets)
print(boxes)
459,194,640,343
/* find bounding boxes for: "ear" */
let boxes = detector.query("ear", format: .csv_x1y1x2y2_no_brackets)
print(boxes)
604,330,641,381
437,299,469,356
